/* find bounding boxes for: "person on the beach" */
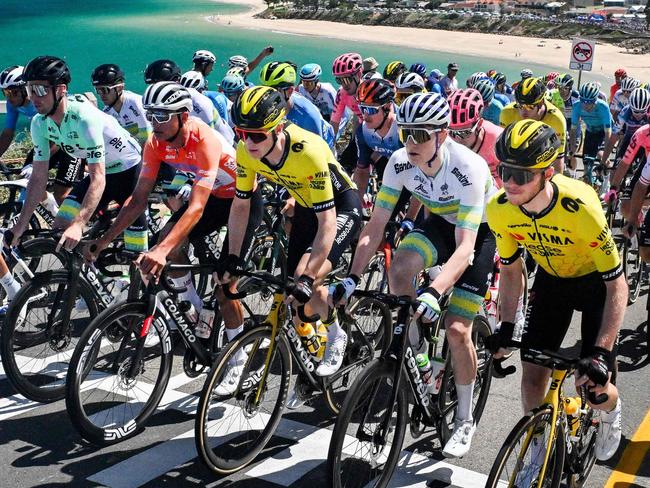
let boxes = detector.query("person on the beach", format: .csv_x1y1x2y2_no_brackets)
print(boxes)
362,57,379,77
439,62,459,95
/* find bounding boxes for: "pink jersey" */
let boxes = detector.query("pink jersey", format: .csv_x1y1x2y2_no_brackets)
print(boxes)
475,120,503,188
330,88,362,125
623,124,650,167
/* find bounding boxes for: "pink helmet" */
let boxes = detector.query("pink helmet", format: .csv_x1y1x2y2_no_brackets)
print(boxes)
332,53,362,77
448,89,484,129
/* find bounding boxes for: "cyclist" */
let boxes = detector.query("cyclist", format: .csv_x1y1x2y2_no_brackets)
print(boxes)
500,77,567,174
610,68,627,102
8,55,146,255
91,63,152,146
86,82,263,389
466,71,487,89
383,60,406,83
192,49,216,83
259,61,335,150
610,77,639,124
568,82,612,187
0,65,37,162
623,126,650,263
227,45,274,76
492,72,514,102
448,88,503,187
331,92,497,458
297,63,337,122
487,119,625,463
219,74,246,129
180,70,230,125
511,68,533,91
409,62,427,80
473,78,504,127
224,86,362,403
394,72,426,106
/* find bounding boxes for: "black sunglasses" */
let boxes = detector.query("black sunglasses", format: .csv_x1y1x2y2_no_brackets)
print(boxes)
498,165,543,186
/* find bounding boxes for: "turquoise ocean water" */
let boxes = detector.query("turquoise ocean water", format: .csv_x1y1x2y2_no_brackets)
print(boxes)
1,0,607,131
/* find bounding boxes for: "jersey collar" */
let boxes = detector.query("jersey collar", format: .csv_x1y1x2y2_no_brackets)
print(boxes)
519,178,559,219
261,124,291,170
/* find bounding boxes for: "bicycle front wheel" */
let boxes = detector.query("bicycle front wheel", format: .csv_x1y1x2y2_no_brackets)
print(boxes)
65,301,173,446
328,360,408,488
195,326,291,474
485,406,565,488
1,270,98,402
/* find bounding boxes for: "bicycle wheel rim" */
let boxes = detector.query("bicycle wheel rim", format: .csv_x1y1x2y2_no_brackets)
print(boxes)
196,327,290,474
330,362,408,488
2,272,96,402
67,303,171,445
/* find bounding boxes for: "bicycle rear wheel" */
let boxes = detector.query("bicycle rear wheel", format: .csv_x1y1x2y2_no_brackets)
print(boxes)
0,270,98,402
195,326,291,474
485,406,565,488
65,301,173,446
328,360,408,488
324,297,392,414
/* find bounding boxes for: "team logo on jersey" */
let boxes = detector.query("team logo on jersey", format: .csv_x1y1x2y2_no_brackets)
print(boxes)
560,197,584,213
292,142,305,153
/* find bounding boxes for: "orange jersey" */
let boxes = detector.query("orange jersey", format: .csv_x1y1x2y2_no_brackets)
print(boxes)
142,117,236,199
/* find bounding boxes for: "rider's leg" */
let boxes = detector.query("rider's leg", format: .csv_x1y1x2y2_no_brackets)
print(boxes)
0,254,20,302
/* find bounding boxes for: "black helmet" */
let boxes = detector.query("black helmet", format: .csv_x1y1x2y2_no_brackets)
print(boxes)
144,59,181,84
23,55,71,85
515,77,546,105
91,63,125,86
231,86,287,130
496,120,560,169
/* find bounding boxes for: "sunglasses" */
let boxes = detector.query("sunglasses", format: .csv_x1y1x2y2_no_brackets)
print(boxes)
235,127,271,143
2,88,22,97
359,104,381,116
517,103,540,111
498,165,542,186
632,109,647,116
26,84,53,97
95,84,123,95
335,76,356,87
579,99,596,105
145,111,176,124
449,120,480,139
398,127,442,145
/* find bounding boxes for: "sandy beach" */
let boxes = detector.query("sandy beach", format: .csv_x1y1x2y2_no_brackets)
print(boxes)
209,0,650,80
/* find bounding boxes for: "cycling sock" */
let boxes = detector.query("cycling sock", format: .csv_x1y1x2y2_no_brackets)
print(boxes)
324,316,342,340
0,272,21,300
455,381,475,422
603,398,621,419
226,324,247,364
226,324,243,342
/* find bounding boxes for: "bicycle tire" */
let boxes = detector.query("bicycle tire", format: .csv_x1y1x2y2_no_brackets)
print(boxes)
65,300,173,446
565,408,598,488
328,359,409,488
323,297,393,414
0,270,99,403
195,325,291,474
436,315,494,445
625,239,642,304
360,252,389,294
485,406,565,488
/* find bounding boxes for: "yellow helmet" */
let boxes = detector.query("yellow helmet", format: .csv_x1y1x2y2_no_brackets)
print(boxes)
259,61,296,88
515,77,546,105
496,120,560,169
382,61,406,82
231,86,286,130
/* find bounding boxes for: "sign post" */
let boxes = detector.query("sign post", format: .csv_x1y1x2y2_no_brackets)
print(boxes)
569,38,595,89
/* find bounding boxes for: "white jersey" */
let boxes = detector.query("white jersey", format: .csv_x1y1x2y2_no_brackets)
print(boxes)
298,82,337,119
375,139,496,232
610,89,629,114
103,90,152,145
187,87,235,145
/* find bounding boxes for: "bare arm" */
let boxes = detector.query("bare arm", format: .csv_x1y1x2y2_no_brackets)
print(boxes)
227,196,251,257
497,258,524,323
304,207,337,278
246,45,273,74
10,160,49,242
598,274,627,350
349,205,391,277
352,166,370,199
70,163,106,227
601,133,621,165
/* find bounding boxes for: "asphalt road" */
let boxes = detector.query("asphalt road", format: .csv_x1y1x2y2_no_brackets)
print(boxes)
1,292,649,488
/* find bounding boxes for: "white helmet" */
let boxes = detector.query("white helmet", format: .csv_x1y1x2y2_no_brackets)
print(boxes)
468,71,487,88
629,87,650,112
143,82,193,112
397,92,451,127
192,50,216,64
228,55,249,70
395,72,425,92
180,70,206,90
0,65,25,89
520,68,533,79
620,77,640,92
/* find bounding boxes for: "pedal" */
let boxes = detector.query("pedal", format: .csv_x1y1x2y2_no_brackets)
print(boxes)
183,348,208,378
409,405,425,438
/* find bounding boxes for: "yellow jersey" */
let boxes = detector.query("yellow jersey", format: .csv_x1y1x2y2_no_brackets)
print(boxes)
235,123,355,211
499,99,567,158
486,174,621,280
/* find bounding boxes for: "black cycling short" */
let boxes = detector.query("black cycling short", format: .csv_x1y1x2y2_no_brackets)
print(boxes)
25,147,85,187
286,189,363,277
169,188,263,264
522,268,617,371
59,164,148,251
399,213,495,320
583,129,605,163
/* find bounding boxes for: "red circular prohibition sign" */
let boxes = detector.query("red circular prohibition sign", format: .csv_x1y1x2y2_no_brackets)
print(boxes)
572,42,593,63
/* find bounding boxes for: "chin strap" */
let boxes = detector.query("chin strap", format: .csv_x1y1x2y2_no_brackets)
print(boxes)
46,92,63,117
106,88,124,110
165,114,184,143
520,174,548,206
425,132,441,168
374,107,391,134
260,130,279,162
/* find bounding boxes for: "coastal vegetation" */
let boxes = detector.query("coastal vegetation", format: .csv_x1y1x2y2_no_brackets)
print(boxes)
260,5,650,54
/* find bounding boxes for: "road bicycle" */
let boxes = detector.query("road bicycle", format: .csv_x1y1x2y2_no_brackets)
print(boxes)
485,347,603,488
194,268,392,475
327,288,494,488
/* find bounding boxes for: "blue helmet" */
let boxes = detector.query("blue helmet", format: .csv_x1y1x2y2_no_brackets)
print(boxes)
579,82,600,103
299,63,322,82
220,74,245,95
409,63,427,78
474,78,495,104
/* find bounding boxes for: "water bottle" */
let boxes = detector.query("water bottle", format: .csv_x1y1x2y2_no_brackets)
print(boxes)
564,397,582,437
415,353,435,394
315,322,328,361
296,322,320,356
196,301,216,339
430,356,446,395
179,300,199,324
